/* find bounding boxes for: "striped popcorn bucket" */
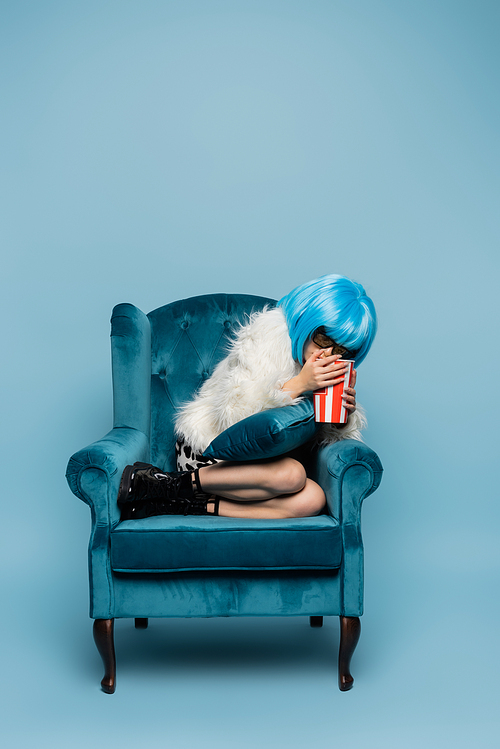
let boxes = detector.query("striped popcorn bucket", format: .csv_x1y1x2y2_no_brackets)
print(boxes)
313,360,354,424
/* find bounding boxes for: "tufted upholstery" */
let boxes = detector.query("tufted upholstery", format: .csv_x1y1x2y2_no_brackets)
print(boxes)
145,293,275,469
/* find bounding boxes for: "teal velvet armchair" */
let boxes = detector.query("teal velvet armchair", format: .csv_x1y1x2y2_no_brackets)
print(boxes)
66,294,383,693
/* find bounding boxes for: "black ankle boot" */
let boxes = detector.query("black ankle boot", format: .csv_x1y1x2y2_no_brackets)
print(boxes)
117,461,192,502
117,463,219,520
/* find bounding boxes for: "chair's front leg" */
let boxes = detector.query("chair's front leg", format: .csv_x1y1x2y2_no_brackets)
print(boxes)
93,619,116,694
338,616,361,691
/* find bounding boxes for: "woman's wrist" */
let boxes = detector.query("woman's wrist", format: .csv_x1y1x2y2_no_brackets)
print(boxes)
281,375,307,399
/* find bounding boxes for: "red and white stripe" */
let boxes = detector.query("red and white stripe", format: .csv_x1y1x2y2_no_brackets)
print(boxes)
314,360,354,424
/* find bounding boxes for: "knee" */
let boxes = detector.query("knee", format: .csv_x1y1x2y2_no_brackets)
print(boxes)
272,458,307,495
290,480,326,518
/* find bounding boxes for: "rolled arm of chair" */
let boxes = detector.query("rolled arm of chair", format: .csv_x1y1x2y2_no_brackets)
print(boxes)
313,439,383,523
65,426,150,527
313,439,383,616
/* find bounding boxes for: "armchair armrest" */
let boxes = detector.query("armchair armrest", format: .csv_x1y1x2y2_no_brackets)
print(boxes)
313,439,383,522
312,439,383,616
66,426,149,618
66,426,150,528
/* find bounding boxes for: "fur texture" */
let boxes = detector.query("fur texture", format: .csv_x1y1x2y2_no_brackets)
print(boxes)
174,307,366,453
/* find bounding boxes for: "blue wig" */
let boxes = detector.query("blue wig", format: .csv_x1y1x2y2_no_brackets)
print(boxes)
277,274,377,365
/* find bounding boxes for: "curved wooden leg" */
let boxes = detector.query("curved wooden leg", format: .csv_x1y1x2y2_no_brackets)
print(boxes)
309,616,323,628
338,616,361,691
135,618,148,629
93,619,116,694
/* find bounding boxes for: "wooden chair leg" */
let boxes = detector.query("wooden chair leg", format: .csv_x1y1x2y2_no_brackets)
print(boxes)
338,616,361,691
309,616,323,628
135,618,148,629
93,619,116,694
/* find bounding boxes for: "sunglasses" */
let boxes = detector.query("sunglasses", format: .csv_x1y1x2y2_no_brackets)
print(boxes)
312,328,358,360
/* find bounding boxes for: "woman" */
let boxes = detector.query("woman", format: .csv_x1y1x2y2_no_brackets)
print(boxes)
118,274,377,520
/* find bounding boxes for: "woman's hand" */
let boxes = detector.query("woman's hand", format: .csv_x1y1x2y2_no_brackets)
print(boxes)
298,349,349,392
282,349,357,407
342,367,357,414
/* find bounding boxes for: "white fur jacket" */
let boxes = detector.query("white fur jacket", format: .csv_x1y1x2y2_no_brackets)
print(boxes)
174,307,366,454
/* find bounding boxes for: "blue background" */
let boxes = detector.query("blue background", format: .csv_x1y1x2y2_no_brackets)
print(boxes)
1,1,499,746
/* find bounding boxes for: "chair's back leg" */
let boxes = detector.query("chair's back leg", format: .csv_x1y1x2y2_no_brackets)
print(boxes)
338,616,361,691
309,616,323,627
93,619,116,694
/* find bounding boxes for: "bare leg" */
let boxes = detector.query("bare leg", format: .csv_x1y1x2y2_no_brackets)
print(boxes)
198,457,307,501
216,479,325,518
195,457,325,519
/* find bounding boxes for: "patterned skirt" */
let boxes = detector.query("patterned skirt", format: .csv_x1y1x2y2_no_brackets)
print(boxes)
175,439,312,472
175,439,221,472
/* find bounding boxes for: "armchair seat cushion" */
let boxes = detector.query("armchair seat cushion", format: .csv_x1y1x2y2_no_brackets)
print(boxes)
110,515,342,572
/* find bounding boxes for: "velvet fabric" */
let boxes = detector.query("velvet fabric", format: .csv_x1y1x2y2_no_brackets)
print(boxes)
204,398,317,461
148,294,276,470
65,294,383,621
110,514,341,572
111,570,342,618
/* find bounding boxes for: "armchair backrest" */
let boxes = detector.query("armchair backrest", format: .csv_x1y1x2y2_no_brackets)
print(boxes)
147,293,275,469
